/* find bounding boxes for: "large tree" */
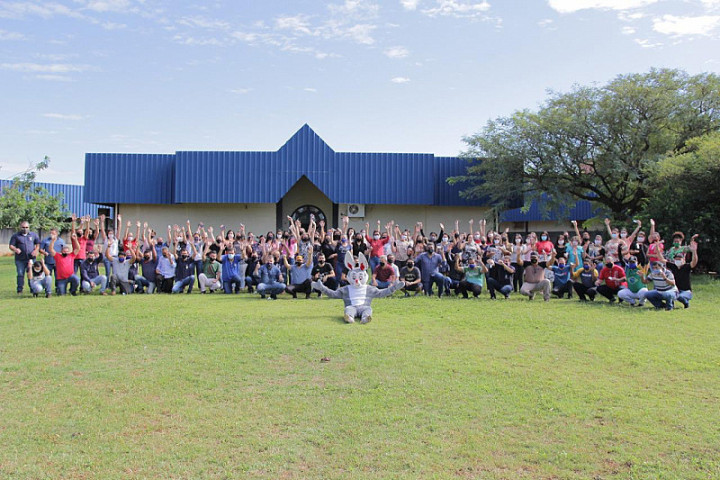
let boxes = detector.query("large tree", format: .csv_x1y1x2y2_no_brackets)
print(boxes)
643,131,720,271
450,68,720,219
0,157,70,232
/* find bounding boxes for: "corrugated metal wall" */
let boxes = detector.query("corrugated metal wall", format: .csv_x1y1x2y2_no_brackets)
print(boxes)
0,179,110,217
501,197,597,222
84,153,175,205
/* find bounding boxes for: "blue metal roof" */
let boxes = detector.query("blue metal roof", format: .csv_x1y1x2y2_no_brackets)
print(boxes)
85,124,486,207
500,196,597,222
84,153,175,205
1,179,111,218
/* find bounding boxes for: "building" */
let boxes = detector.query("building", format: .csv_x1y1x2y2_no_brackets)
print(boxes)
84,125,499,236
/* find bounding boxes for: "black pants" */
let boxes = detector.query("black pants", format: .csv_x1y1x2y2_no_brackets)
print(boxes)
553,282,573,298
458,280,483,298
158,276,174,293
596,284,619,301
573,283,597,300
286,279,312,297
313,277,338,291
512,263,523,292
109,275,133,294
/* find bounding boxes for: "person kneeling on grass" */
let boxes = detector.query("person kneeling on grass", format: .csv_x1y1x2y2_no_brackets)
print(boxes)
399,259,422,296
27,259,52,298
49,232,80,296
520,253,552,301
571,261,598,301
617,256,648,307
667,236,698,309
106,248,136,295
199,247,222,294
312,253,337,296
284,249,314,299
643,260,677,311
80,249,107,295
172,246,197,294
257,256,285,300
548,255,572,299
594,256,626,303
372,255,396,290
486,255,515,300
134,242,158,294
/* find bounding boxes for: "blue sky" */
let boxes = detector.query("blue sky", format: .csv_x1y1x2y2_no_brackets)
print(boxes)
1,0,719,185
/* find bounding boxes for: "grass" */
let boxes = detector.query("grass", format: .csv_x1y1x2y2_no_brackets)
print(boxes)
1,256,719,479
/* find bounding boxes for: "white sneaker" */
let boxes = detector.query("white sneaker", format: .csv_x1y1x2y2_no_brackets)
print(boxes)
344,314,355,323
360,315,372,324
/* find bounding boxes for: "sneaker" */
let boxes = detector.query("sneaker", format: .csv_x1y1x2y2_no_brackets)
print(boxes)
260,294,266,299
404,292,410,297
305,293,311,299
529,293,535,301
71,291,77,296
270,293,277,300
503,294,509,299
45,292,51,298
344,314,355,324
248,286,254,294
360,315,372,324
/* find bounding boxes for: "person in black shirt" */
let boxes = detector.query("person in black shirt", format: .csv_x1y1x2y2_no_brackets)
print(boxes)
312,254,337,294
399,260,422,296
486,254,515,299
668,238,698,308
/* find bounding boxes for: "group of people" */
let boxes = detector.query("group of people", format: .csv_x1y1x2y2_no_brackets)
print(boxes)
8,214,699,310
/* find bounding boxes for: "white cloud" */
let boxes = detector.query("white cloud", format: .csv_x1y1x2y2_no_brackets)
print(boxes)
35,74,75,81
618,11,646,22
652,14,720,36
537,18,554,28
0,28,26,40
548,0,658,14
384,46,410,58
391,76,411,83
422,0,491,18
1,62,92,73
634,38,663,48
328,0,380,20
275,15,315,36
303,87,318,93
621,26,636,34
102,21,126,30
42,113,86,120
342,23,376,44
229,88,252,94
84,0,132,13
401,0,420,10
178,16,231,30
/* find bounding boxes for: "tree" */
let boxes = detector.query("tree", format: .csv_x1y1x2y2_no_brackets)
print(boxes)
0,157,70,232
450,68,720,220
642,132,720,272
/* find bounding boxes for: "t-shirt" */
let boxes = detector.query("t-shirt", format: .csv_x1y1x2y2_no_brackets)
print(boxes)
175,257,195,281
624,267,645,294
203,259,221,279
374,264,395,282
112,259,132,282
290,263,312,284
667,263,692,291
416,252,443,281
463,266,485,286
400,266,420,284
647,268,676,292
598,264,626,290
551,264,571,287
40,236,63,265
573,267,597,288
142,259,158,282
312,263,333,280
76,237,88,260
54,252,76,280
366,235,390,258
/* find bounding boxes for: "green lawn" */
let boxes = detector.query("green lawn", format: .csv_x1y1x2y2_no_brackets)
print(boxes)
1,256,719,479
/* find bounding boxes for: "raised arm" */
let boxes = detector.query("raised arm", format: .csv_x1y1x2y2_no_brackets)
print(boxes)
604,218,612,236
689,235,699,269
571,220,581,239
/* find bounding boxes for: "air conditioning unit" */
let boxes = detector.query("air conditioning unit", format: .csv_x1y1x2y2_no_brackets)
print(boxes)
347,204,365,218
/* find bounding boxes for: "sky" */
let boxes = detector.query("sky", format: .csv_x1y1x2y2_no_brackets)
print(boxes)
1,0,719,185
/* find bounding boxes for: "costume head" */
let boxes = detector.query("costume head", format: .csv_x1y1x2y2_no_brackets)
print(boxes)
345,251,369,288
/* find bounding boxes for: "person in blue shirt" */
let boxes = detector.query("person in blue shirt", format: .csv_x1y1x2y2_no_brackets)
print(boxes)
415,245,446,296
9,220,40,294
39,227,64,280
283,249,314,299
548,253,572,299
220,245,245,294
257,256,285,300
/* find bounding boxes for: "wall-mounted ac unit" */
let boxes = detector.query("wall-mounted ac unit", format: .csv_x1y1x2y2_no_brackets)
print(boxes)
347,204,365,218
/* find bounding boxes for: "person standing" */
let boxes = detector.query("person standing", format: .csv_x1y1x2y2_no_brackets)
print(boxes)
8,220,40,294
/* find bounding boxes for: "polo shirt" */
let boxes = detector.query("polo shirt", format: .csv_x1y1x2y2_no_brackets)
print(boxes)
54,252,76,280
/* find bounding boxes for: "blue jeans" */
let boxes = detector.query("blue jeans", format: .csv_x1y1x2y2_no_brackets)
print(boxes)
15,258,28,293
257,281,285,296
134,275,156,293
82,275,107,293
222,274,244,294
645,289,676,310
422,273,448,295
369,256,380,278
172,275,195,293
487,277,513,298
30,276,52,295
103,258,113,277
56,275,80,295
375,280,391,289
676,290,693,307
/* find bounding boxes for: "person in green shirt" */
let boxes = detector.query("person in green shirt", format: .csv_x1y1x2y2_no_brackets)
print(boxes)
457,255,487,298
665,231,691,261
618,256,649,306
199,246,222,293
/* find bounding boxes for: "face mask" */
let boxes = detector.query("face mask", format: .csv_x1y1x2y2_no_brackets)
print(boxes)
673,241,680,247
319,260,325,265
606,262,613,268
341,239,347,244
620,233,627,238
302,237,309,243
541,235,547,241
401,235,408,241
558,239,564,245
515,239,521,244
118,257,125,263
407,263,414,269
637,237,645,243
128,236,134,241
558,263,566,268
380,261,385,266
487,261,495,268
268,236,274,241
442,237,449,243
430,236,437,241
531,258,538,264
144,256,151,261
426,249,434,254
595,239,602,245
181,255,189,260
571,241,578,247
628,263,637,269
675,260,683,267
108,233,115,240
611,233,618,239
651,269,660,275
468,264,476,269
373,235,380,240
583,264,590,270
494,239,500,245
228,254,235,260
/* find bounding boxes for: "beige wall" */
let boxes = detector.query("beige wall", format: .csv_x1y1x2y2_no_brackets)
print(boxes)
281,177,333,229
339,204,494,234
499,220,577,235
115,203,277,237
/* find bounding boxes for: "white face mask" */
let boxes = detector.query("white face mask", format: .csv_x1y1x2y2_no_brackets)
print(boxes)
674,260,683,267
620,233,627,238
401,235,407,241
637,237,645,243
595,239,602,245
228,254,234,260
558,239,564,245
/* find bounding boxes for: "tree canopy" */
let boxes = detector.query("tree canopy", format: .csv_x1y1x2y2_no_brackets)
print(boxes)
450,68,720,219
0,157,70,232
